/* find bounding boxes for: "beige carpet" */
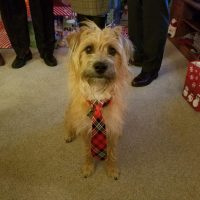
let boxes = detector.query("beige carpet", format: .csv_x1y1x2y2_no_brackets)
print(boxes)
0,41,200,200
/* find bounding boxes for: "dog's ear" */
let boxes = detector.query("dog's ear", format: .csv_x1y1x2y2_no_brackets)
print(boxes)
111,25,134,63
66,31,80,51
113,26,122,38
121,37,134,64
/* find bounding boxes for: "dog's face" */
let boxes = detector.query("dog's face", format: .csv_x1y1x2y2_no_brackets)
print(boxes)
67,21,133,100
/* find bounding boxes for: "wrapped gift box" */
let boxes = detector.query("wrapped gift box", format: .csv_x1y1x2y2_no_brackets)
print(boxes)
182,61,200,111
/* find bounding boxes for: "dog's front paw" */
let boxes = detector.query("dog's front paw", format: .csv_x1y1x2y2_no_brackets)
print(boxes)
106,164,120,180
82,162,95,178
65,131,76,143
65,135,75,143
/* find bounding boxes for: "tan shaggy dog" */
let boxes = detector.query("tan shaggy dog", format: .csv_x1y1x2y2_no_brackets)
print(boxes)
65,21,133,180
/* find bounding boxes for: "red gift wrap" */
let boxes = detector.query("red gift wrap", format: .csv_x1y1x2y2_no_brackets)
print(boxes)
182,61,200,111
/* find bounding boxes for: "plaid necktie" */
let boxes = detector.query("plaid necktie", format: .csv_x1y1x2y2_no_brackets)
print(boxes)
87,99,111,160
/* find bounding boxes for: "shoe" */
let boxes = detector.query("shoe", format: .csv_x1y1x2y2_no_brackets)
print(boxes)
42,53,57,67
0,53,5,66
132,71,158,87
12,50,32,68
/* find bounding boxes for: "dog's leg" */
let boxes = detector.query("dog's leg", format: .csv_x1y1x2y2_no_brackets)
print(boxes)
81,132,95,178
64,121,76,143
65,123,76,143
64,109,76,143
106,134,120,180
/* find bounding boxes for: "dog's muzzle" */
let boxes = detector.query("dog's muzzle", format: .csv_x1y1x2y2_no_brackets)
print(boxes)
82,60,116,81
92,61,115,80
93,62,108,75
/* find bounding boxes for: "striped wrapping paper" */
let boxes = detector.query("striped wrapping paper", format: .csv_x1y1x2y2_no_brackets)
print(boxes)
54,4,75,17
0,21,11,49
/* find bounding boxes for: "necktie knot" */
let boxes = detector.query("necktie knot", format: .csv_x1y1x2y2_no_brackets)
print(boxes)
87,99,111,119
93,103,103,118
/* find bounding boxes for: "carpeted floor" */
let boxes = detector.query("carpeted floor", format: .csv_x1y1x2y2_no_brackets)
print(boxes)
0,41,200,200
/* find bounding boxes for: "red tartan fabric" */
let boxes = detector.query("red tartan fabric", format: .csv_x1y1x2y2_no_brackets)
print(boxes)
88,99,111,160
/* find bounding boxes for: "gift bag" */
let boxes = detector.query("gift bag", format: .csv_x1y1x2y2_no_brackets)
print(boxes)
182,61,200,111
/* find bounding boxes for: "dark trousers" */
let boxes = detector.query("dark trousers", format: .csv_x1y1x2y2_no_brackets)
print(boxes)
128,0,170,73
0,0,55,57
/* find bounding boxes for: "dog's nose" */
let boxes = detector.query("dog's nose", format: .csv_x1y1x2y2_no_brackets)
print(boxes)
93,62,108,74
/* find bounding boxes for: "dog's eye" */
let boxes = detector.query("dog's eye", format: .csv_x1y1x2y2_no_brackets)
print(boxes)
108,46,117,56
84,45,94,54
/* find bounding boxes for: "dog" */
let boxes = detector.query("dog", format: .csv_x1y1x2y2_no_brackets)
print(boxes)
64,21,133,180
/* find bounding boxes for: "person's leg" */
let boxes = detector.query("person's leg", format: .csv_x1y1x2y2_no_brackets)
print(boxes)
41,0,55,56
0,0,31,68
132,0,170,87
127,0,143,65
141,0,170,73
29,0,57,66
0,53,5,66
29,0,45,57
